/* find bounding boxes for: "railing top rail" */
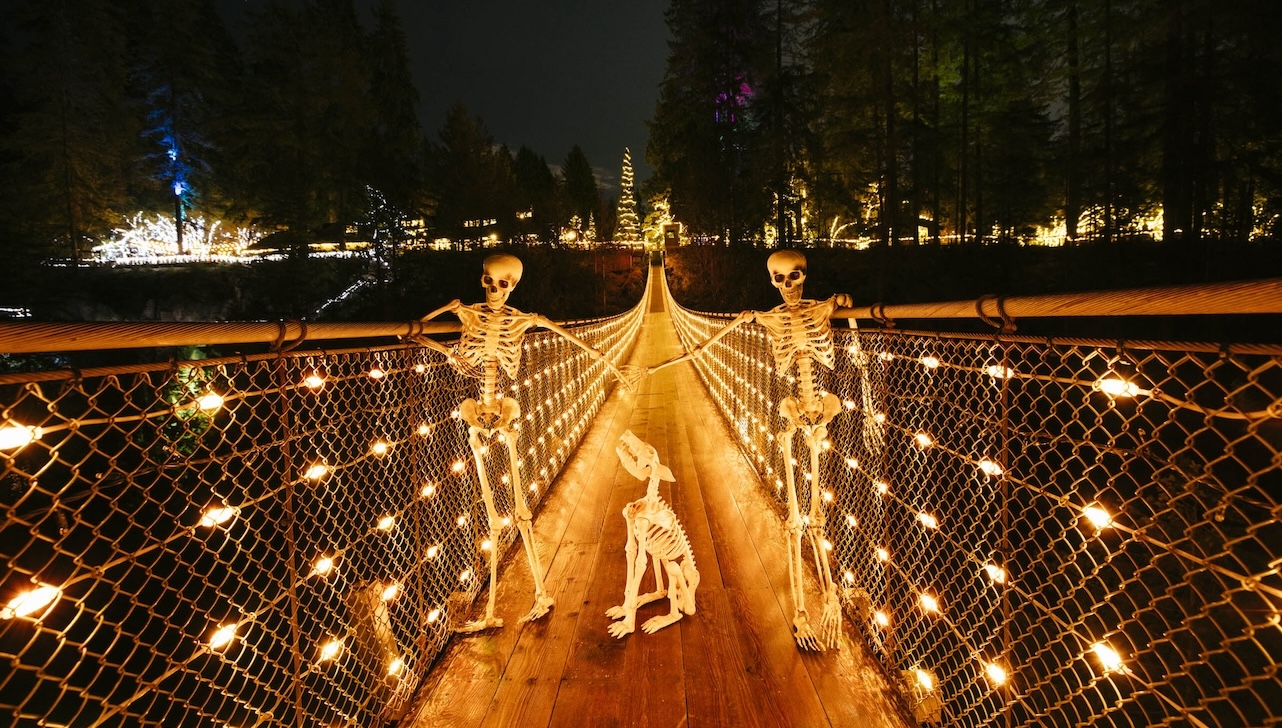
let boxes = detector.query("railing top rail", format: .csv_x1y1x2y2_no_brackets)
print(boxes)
835,277,1282,322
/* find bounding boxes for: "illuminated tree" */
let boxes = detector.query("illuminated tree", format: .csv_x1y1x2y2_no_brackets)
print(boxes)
614,148,641,241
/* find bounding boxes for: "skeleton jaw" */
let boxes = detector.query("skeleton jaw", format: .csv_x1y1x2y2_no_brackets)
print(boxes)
484,288,509,311
779,285,803,307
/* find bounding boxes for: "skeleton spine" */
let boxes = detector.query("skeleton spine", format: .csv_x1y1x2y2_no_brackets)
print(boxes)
796,354,819,409
481,359,500,407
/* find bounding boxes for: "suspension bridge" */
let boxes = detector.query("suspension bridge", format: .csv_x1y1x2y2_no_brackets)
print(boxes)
1,260,1279,727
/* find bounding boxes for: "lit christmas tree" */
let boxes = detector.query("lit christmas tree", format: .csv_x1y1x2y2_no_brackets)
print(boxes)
614,147,641,241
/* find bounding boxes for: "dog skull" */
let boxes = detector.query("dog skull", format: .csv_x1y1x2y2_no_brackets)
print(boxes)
768,250,807,306
481,254,523,310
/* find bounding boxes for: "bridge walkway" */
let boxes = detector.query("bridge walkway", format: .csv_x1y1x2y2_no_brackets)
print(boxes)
408,268,910,727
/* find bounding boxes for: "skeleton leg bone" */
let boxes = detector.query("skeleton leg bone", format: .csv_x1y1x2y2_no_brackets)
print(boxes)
778,407,820,651
804,422,841,650
642,559,689,634
499,417,554,624
457,423,505,633
609,521,650,638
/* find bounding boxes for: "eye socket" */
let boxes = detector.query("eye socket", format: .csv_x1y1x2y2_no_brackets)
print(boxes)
773,273,786,283
482,275,494,285
498,279,510,289
789,270,803,280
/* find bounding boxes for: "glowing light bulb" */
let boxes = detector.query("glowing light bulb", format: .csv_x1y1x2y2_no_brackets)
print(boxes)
371,440,390,456
917,512,939,529
368,367,385,380
303,373,325,389
1095,377,1139,398
377,515,395,531
421,483,436,497
381,583,400,601
873,412,887,424
319,638,343,662
978,459,1003,476
846,514,857,527
481,539,493,551
314,556,335,576
874,610,890,627
501,516,511,527
919,593,940,613
2,584,61,619
822,490,834,503
199,505,239,528
984,564,1007,584
914,433,933,448
822,539,833,552
844,571,855,584
456,515,467,527
414,363,426,374
1083,504,1113,529
984,662,1008,685
197,392,224,411
921,356,940,369
388,656,405,676
1091,642,1125,673
427,608,441,624
876,547,890,562
209,623,238,650
304,463,329,480
459,570,471,582
0,423,41,451
844,457,859,469
876,481,889,495
417,423,430,436
451,461,465,473
915,669,935,692
426,545,440,559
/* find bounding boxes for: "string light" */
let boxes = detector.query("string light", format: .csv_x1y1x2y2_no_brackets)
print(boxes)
417,423,430,436
919,593,940,613
984,564,1007,584
377,515,395,531
914,432,934,448
427,608,441,624
303,373,326,389
313,556,335,577
304,463,329,480
846,514,857,527
388,656,405,676
0,423,41,451
874,610,890,627
198,505,239,528
209,623,238,650
917,512,939,529
381,583,400,601
978,459,1003,476
426,545,440,559
196,392,224,411
451,461,465,473
1091,642,1125,673
921,355,940,369
2,584,61,619
986,364,1014,379
459,570,471,582
914,668,935,692
876,481,889,495
421,483,436,497
876,547,890,562
1095,377,1139,398
319,638,343,662
371,440,390,456
368,367,385,380
414,363,426,374
1083,504,1113,529
984,661,1008,686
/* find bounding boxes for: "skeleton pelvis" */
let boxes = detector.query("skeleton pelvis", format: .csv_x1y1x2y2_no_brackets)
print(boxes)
779,393,841,429
460,397,520,431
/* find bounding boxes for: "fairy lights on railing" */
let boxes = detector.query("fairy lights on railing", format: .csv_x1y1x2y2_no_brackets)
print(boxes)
666,281,1282,728
0,279,646,726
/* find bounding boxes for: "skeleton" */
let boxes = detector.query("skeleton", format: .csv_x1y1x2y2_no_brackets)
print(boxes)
420,254,636,631
606,430,699,637
652,250,851,650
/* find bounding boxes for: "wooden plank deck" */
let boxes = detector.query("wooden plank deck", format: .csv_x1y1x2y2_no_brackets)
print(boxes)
406,269,912,727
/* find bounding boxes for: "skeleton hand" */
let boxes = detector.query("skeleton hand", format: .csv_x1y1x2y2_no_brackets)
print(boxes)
819,585,841,650
616,365,646,392
445,350,483,379
833,293,853,309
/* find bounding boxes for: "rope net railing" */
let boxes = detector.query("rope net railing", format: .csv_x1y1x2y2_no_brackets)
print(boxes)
666,282,1281,728
0,282,647,727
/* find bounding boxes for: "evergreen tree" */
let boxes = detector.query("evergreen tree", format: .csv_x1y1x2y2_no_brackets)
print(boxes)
365,0,422,214
614,147,642,241
0,0,134,261
561,144,599,227
513,145,560,242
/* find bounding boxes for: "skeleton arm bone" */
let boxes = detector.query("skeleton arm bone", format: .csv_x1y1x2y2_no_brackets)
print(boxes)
648,311,756,375
414,299,463,359
534,314,635,390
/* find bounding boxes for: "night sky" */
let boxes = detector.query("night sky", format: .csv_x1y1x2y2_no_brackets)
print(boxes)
398,1,669,190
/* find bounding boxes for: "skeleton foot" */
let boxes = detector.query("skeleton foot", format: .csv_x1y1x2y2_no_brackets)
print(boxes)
606,588,665,619
607,619,635,639
642,612,682,634
793,612,821,651
456,615,504,633
518,593,554,624
818,587,842,650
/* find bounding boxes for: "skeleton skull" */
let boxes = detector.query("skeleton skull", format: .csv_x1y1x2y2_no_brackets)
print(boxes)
767,250,807,306
481,254,523,310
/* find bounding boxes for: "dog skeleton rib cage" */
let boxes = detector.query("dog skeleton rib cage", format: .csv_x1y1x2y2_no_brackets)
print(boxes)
653,250,853,651
419,253,635,631
607,430,700,638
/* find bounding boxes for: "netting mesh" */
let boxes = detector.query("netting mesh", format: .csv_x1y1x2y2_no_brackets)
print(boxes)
0,290,644,727
667,286,1282,728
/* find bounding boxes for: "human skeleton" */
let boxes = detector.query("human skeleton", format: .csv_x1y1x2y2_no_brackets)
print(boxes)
420,254,634,631
653,250,850,650
606,430,699,637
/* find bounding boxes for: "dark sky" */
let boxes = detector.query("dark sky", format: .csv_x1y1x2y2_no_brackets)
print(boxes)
398,1,669,191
